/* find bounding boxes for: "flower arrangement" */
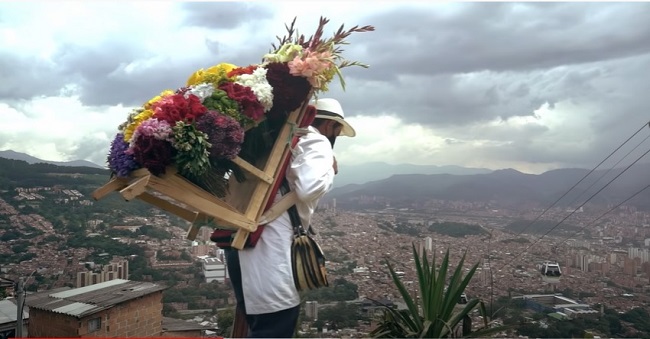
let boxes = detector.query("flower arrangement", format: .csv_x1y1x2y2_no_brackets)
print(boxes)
107,17,374,197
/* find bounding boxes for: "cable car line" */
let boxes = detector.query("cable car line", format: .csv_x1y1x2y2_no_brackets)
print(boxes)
499,146,650,271
560,133,650,213
512,121,650,237
553,183,650,248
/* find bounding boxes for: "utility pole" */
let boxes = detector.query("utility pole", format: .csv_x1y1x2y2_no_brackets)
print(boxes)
16,277,24,338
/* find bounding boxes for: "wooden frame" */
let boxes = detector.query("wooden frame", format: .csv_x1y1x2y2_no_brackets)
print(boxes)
92,98,311,249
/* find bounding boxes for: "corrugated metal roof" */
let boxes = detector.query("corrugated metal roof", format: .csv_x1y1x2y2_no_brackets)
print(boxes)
26,279,166,318
52,302,99,317
0,299,29,324
49,279,129,299
162,317,218,332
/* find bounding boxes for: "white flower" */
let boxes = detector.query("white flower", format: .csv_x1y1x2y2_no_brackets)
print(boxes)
235,67,274,112
263,44,303,63
184,83,215,101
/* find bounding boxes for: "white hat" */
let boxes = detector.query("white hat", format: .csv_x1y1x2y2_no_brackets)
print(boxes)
310,98,356,137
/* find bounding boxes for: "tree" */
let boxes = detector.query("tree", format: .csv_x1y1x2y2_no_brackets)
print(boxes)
217,308,235,336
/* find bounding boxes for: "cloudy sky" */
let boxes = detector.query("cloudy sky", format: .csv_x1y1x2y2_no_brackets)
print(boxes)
1,1,650,174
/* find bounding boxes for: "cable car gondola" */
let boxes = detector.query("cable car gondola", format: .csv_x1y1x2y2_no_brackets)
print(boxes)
539,262,562,283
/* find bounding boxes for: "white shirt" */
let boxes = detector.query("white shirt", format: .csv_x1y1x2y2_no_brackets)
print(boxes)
238,126,335,314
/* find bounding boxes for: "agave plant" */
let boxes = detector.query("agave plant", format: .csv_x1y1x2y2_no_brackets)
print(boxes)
370,244,509,338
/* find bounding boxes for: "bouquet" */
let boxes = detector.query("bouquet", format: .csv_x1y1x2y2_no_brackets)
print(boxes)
106,17,374,197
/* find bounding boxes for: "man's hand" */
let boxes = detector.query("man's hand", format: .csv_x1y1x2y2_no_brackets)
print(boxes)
333,156,338,175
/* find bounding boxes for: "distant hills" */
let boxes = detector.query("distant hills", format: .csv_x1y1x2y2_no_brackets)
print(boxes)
326,163,650,210
2,149,648,211
334,162,492,187
0,150,105,169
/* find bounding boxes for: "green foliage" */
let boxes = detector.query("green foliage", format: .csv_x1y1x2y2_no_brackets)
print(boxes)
377,220,421,236
163,281,229,304
66,234,145,258
172,121,212,177
318,301,365,330
0,157,107,186
137,225,172,239
370,245,508,338
216,308,235,336
620,307,650,334
428,222,488,238
505,219,580,235
301,278,358,302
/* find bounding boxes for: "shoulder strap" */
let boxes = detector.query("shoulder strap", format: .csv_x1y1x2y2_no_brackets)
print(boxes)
281,179,304,236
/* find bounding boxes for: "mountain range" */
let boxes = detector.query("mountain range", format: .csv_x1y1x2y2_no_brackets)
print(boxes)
0,150,105,169
2,150,648,210
326,163,650,210
333,162,492,187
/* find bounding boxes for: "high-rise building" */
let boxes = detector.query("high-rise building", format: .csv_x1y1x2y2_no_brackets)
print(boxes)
305,301,318,320
76,259,129,288
623,257,637,276
424,236,433,252
202,257,227,283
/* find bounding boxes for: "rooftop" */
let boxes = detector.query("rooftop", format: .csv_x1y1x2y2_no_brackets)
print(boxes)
162,317,218,332
0,298,29,325
25,279,166,318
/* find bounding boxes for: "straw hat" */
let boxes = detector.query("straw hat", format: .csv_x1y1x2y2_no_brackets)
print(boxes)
310,98,356,137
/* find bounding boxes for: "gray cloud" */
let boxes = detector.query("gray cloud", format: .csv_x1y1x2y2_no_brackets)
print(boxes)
3,2,649,172
349,2,650,80
0,54,65,100
329,59,616,127
180,2,274,29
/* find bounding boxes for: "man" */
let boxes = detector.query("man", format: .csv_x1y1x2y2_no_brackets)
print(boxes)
225,98,356,338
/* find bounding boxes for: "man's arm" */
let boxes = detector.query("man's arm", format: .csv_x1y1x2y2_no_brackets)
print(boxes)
287,134,336,202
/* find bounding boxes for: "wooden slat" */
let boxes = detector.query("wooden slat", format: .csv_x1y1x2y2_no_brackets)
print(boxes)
120,175,151,201
137,192,198,222
145,174,257,232
92,177,128,200
231,229,249,250
257,191,297,225
231,156,274,184
161,169,240,214
245,103,303,220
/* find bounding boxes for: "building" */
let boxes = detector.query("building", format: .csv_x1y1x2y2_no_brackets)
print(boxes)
305,301,318,320
26,279,166,337
0,298,28,339
514,294,599,319
76,259,129,288
202,257,227,283
160,317,218,337
424,236,433,252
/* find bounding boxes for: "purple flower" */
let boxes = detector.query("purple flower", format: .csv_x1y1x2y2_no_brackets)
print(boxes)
195,110,245,160
107,133,140,178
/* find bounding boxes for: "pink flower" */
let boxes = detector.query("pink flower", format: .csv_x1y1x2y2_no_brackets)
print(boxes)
288,50,332,87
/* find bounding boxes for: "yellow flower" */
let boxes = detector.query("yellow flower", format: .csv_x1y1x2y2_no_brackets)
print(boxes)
187,63,237,87
123,109,155,142
144,89,174,109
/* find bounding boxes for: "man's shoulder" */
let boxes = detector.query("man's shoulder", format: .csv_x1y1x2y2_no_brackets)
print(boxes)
298,127,329,144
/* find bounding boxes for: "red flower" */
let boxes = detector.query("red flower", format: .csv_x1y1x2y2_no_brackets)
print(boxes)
152,93,207,125
264,62,311,121
227,65,257,78
218,82,265,121
131,135,175,176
